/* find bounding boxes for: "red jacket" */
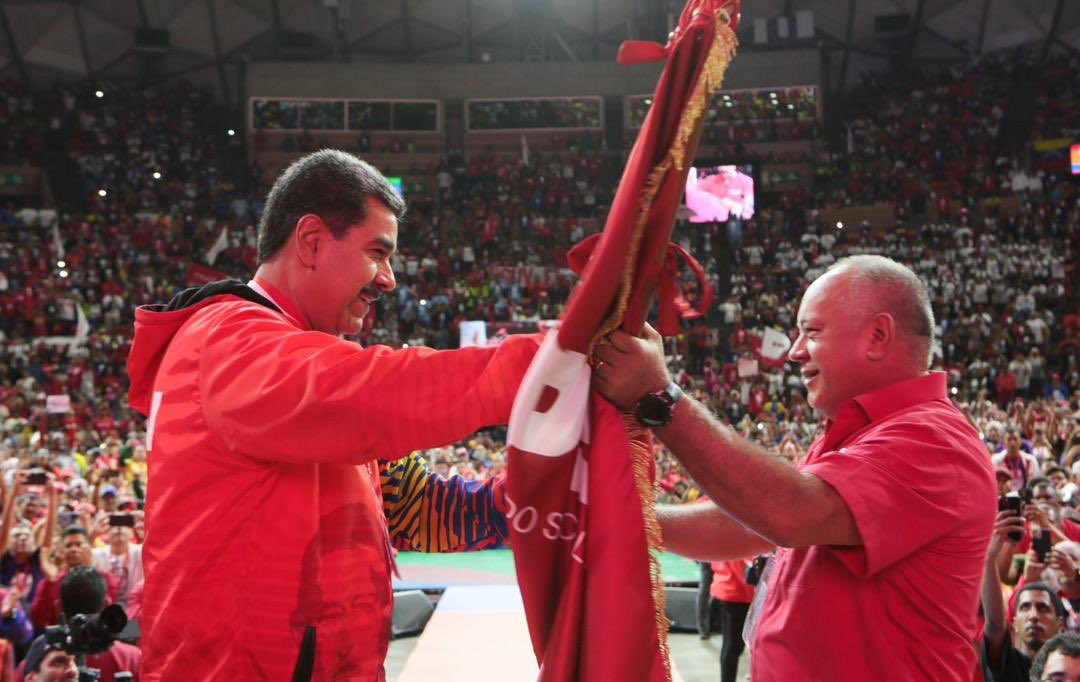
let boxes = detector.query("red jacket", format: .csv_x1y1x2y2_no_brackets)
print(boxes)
127,284,536,680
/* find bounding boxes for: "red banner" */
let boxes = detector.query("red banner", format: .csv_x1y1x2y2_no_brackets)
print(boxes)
508,397,667,680
186,263,230,286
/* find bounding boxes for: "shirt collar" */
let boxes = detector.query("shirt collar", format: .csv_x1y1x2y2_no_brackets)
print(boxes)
852,371,948,423
822,372,948,451
248,277,307,330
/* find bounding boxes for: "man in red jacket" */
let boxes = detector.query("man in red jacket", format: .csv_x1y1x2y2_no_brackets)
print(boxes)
126,150,537,680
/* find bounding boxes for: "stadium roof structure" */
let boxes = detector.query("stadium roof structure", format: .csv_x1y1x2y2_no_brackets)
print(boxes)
0,0,1076,94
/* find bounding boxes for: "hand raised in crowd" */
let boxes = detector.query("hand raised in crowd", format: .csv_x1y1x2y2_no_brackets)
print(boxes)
1049,548,1079,583
91,513,111,542
1023,503,1054,531
1023,549,1048,584
40,545,61,583
1,584,23,619
988,509,1026,560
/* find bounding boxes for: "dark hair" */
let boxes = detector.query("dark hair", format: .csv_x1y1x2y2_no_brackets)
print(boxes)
1017,582,1067,620
1047,466,1067,478
62,526,89,541
1028,477,1054,495
59,566,106,618
1030,632,1080,680
257,149,406,263
23,637,61,673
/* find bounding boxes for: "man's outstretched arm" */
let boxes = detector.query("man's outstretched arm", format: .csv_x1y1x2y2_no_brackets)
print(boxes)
594,325,861,549
657,502,774,561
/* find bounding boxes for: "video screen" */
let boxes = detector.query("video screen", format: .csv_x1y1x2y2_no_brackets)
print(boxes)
1071,144,1080,176
683,161,756,223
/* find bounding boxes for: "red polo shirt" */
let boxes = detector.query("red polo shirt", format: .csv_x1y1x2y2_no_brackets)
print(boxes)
751,372,995,681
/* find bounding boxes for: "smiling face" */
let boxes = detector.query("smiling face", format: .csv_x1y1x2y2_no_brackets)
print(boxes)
305,198,398,336
788,271,872,418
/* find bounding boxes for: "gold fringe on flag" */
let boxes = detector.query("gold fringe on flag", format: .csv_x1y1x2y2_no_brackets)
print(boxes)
595,11,739,681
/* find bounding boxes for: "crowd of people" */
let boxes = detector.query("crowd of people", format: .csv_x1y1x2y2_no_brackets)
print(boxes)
0,44,1073,678
466,97,603,130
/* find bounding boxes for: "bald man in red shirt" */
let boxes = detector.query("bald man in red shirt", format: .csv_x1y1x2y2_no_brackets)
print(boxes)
595,254,995,681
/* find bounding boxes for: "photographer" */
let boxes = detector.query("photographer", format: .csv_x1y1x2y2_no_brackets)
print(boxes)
17,568,139,682
30,530,117,631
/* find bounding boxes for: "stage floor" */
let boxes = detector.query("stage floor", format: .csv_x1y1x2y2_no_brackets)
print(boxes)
393,548,703,588
388,628,750,681
389,550,752,681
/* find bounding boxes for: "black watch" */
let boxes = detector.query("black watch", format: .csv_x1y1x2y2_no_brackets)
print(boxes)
634,382,683,428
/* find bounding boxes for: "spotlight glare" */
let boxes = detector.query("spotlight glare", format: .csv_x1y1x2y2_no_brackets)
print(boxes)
836,221,843,229
227,129,236,136
59,270,68,278
152,171,162,180
57,260,66,268
95,90,104,98
97,189,107,197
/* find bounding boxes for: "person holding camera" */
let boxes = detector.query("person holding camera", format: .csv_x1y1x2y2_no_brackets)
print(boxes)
982,507,1067,681
29,529,117,631
17,567,139,682
593,255,996,680
0,472,59,617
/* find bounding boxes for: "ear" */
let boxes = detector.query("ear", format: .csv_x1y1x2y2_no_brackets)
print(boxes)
864,312,896,362
293,214,325,269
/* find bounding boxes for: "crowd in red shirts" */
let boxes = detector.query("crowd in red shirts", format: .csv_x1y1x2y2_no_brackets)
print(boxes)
0,50,1075,677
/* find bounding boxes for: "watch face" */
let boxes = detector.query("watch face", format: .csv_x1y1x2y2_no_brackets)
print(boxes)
638,395,670,424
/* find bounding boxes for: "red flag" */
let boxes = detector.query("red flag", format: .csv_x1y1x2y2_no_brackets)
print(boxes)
507,1,741,680
185,263,229,286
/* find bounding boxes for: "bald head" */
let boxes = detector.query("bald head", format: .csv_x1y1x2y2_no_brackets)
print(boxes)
818,255,935,369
